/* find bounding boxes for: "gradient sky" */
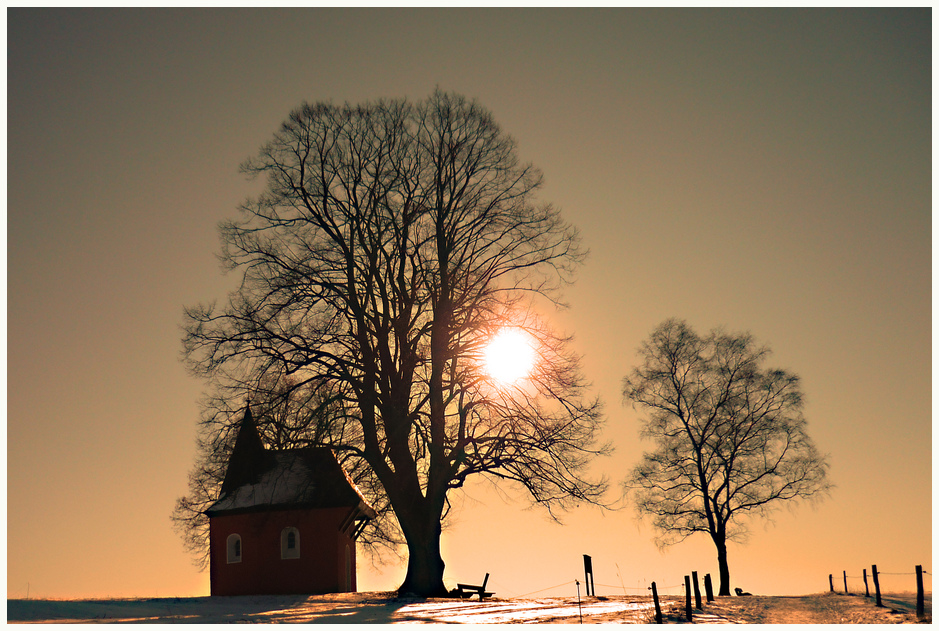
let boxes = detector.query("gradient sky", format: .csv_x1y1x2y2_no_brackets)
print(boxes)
8,8,931,600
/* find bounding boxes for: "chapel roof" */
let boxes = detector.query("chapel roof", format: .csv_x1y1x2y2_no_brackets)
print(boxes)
205,407,376,519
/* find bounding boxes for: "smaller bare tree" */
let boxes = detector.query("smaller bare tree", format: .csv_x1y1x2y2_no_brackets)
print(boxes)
623,319,831,596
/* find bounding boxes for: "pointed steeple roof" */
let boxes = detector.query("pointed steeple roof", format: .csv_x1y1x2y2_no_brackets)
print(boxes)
206,404,376,521
220,405,275,495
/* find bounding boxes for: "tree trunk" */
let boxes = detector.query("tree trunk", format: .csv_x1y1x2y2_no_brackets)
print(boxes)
396,503,448,597
716,541,731,596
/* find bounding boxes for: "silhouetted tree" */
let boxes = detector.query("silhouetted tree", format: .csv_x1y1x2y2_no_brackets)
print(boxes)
179,91,609,596
622,319,830,596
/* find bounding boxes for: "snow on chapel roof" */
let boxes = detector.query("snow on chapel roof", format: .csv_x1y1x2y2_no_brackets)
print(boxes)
205,407,376,518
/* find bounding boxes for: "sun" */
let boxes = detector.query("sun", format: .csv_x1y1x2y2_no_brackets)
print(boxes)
484,329,536,384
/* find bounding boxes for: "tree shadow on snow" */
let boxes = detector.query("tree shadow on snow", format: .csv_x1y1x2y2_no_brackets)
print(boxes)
7,593,433,624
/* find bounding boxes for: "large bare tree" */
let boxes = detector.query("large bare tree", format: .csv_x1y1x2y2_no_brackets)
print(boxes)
179,91,609,596
622,319,830,596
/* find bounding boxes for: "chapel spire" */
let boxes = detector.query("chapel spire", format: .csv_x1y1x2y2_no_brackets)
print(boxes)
220,404,274,495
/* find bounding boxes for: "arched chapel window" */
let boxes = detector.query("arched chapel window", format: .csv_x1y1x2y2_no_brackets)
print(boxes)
281,527,300,559
227,534,242,564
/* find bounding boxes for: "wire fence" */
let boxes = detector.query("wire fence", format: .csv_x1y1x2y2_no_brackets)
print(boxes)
833,567,930,596
486,560,931,623
487,554,709,604
489,578,687,600
829,565,930,620
594,581,689,596
506,567,931,602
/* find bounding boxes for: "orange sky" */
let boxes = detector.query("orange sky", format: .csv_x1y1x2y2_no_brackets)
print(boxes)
8,8,931,600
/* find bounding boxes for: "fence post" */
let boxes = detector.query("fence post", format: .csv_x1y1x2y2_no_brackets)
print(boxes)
704,573,714,602
684,575,692,621
916,565,925,620
843,570,848,594
871,565,882,607
863,569,869,597
576,580,583,623
651,581,663,624
692,571,703,610
829,574,834,592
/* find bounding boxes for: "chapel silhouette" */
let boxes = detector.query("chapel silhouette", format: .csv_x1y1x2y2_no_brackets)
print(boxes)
205,407,376,596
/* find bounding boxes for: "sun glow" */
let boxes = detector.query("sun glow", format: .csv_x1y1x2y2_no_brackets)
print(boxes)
484,329,536,384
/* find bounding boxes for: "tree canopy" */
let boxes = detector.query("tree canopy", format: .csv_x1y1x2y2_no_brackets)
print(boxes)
176,91,609,595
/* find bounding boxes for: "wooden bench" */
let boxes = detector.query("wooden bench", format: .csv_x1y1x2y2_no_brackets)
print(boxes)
457,573,494,600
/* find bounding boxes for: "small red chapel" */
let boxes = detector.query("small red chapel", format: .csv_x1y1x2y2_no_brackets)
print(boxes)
205,407,376,596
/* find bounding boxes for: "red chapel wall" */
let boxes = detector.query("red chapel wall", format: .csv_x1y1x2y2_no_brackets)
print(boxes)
209,506,358,596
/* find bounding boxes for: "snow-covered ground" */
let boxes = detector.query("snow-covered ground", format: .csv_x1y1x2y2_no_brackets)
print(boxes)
7,592,655,624
7,591,930,624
